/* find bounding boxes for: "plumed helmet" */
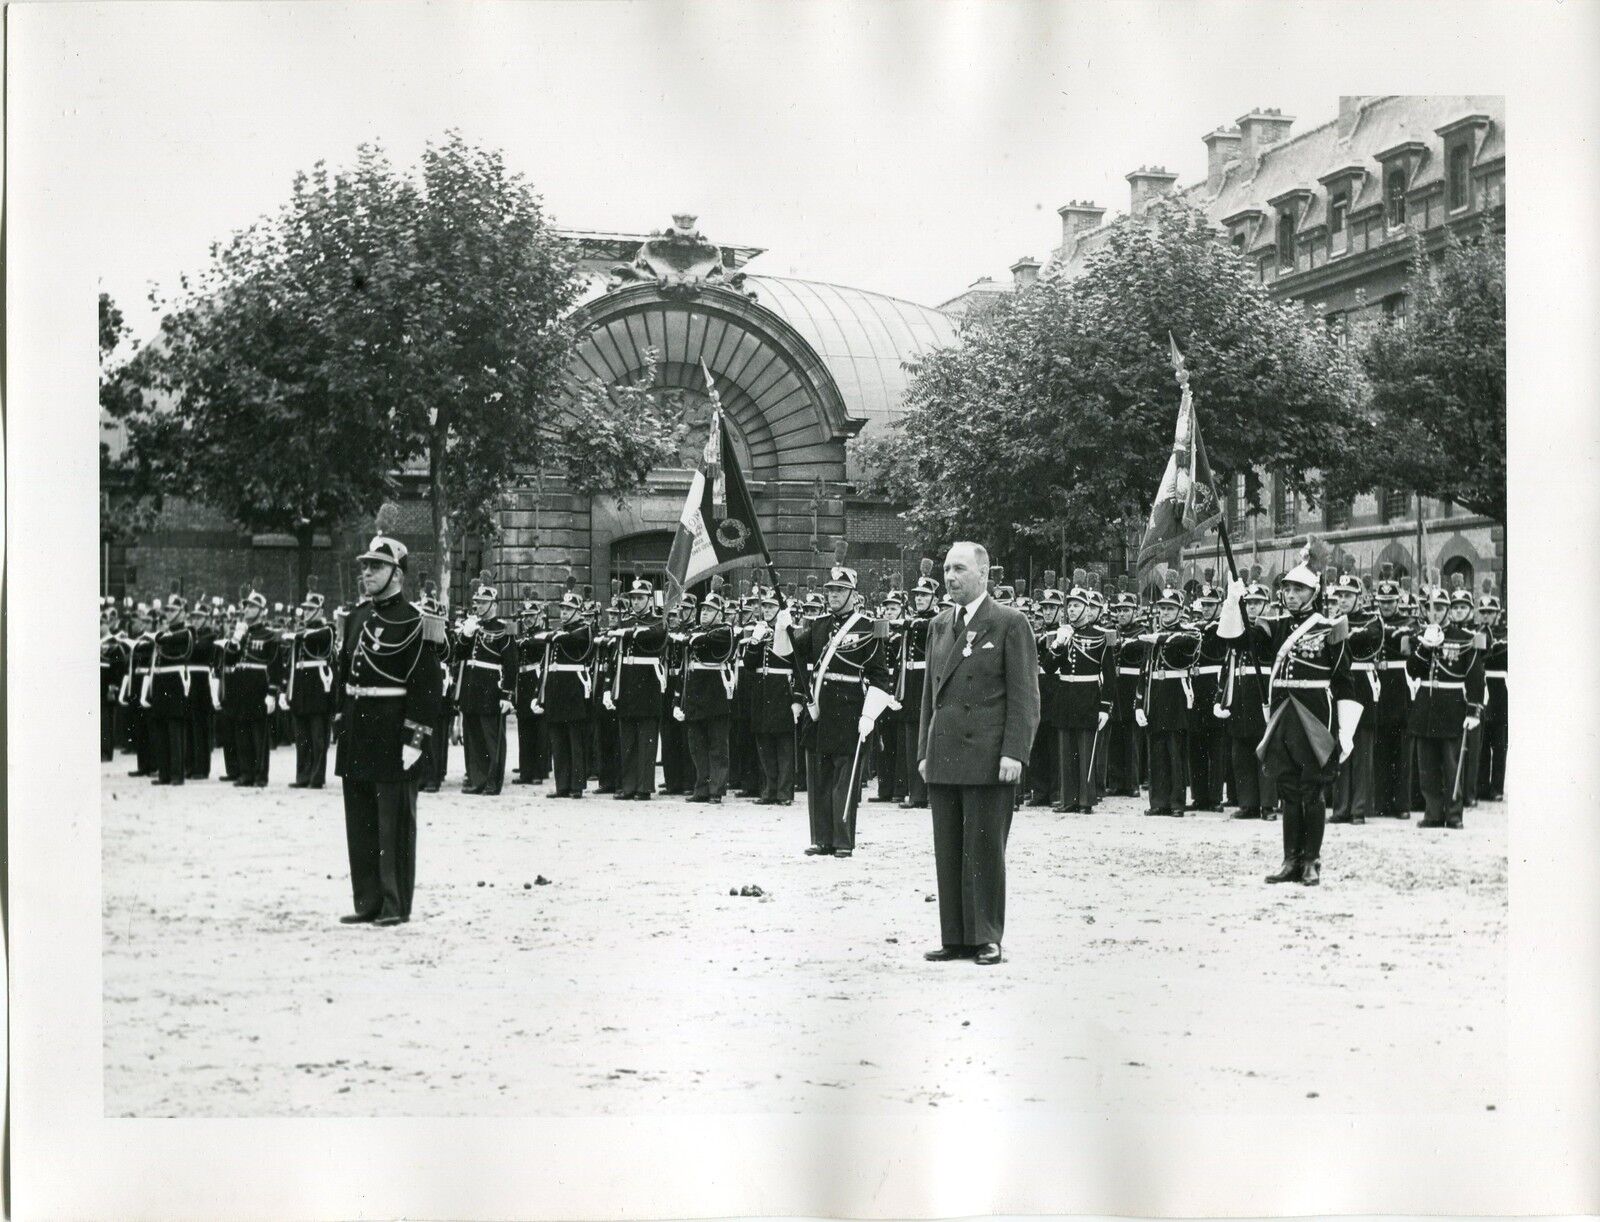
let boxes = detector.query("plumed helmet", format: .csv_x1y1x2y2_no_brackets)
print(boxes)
1332,573,1363,597
991,565,1014,603
359,502,408,571
913,557,939,597
824,538,858,591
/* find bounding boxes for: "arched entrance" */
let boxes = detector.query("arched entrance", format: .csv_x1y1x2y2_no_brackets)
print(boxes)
1441,554,1474,591
610,530,674,588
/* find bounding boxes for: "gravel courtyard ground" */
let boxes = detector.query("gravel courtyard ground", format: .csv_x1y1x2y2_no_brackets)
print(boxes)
103,744,1507,1117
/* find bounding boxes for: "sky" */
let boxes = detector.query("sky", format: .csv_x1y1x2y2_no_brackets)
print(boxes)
64,2,1430,343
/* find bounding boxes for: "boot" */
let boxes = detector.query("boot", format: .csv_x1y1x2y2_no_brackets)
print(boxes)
1299,802,1326,886
1265,806,1303,883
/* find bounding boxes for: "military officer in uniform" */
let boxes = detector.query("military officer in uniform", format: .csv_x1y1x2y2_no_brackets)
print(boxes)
659,595,697,795
537,581,594,798
1217,552,1363,886
1369,570,1414,819
512,583,549,786
145,588,196,786
1042,578,1115,813
742,586,797,804
1105,588,1145,798
604,576,668,799
870,586,908,804
285,584,338,789
1447,584,1486,807
1216,582,1275,819
122,603,158,776
101,602,128,762
1186,580,1230,812
334,530,445,926
1330,574,1384,824
1134,582,1200,817
674,579,738,803
774,557,893,858
1477,588,1507,801
1408,586,1486,829
895,560,939,810
222,588,283,787
451,572,518,796
184,596,221,779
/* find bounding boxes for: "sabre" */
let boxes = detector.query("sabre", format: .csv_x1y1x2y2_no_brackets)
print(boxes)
1451,719,1471,806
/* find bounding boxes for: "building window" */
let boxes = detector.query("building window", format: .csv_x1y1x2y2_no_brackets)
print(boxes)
1276,211,1296,268
1258,257,1271,283
1325,312,1347,348
1329,191,1349,235
1386,170,1408,227
1448,144,1472,211
1382,293,1407,325
1272,475,1298,535
1380,488,1412,523
1325,496,1351,530
1231,231,1246,253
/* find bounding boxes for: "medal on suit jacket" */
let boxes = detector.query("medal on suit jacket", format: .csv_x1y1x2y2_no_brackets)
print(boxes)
963,629,976,658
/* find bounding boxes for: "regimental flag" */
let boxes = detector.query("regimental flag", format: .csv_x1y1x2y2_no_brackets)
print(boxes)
1136,335,1224,578
662,362,775,611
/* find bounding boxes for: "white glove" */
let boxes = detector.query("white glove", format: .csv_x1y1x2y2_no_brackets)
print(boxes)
232,621,248,643
601,692,615,711
1134,708,1147,728
1213,703,1231,720
1226,576,1246,602
774,608,793,632
209,680,222,707
791,703,805,722
672,707,686,722
266,695,277,715
460,616,479,638
401,744,422,770
1097,710,1110,730
806,702,820,722
749,623,770,643
499,699,514,714
857,714,875,739
530,702,544,715
1053,625,1071,647
1464,714,1481,731
280,693,291,711
1420,624,1445,648
1336,699,1362,763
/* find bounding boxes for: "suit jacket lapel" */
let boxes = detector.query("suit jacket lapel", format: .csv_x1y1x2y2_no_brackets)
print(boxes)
936,596,994,695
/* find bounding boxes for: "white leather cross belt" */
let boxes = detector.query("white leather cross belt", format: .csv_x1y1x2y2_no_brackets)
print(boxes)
1057,674,1100,683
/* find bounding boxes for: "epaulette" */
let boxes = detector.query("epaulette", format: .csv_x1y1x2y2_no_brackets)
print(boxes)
419,607,447,644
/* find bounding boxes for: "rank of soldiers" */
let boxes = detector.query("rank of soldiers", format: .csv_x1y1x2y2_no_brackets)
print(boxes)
101,546,1507,877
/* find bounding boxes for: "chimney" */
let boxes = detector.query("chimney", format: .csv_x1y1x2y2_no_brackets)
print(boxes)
1125,166,1180,217
1057,200,1106,249
1337,96,1366,141
1236,108,1295,176
1010,256,1041,291
1202,127,1243,194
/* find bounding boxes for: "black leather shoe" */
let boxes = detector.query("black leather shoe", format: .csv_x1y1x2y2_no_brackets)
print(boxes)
1300,858,1321,886
803,845,834,856
1350,815,1366,824
924,946,975,961
373,914,405,927
339,913,377,925
833,849,853,858
1265,856,1303,884
707,796,723,804
898,799,917,809
1327,814,1352,824
1418,819,1446,828
974,943,1002,965
1231,808,1261,820
1446,819,1463,829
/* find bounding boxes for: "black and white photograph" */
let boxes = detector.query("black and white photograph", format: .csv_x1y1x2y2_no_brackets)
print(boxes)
8,1,1600,1218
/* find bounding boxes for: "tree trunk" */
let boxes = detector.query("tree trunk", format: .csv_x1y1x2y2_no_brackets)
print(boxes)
294,523,316,603
430,424,452,611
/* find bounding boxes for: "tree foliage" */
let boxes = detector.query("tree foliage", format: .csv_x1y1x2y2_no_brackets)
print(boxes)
123,132,680,601
99,292,159,542
1336,224,1505,523
855,204,1364,565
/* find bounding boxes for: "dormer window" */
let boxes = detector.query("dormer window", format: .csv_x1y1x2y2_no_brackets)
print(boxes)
1329,192,1349,235
1276,211,1296,266
1386,170,1408,227
1448,144,1472,211
1231,231,1246,253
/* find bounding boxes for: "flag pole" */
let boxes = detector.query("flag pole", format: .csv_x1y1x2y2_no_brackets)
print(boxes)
704,364,785,600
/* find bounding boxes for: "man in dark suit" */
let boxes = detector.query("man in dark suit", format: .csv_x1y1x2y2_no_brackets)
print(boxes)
917,542,1041,965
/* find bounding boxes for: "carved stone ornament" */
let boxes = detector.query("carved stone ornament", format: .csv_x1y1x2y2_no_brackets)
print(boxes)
608,213,755,298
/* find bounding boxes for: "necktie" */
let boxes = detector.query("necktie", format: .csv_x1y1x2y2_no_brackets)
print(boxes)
952,606,966,646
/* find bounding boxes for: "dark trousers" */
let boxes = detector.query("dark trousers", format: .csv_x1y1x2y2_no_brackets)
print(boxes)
899,719,927,805
808,747,863,850
293,713,330,787
130,707,156,774
549,720,588,795
661,712,692,793
186,708,212,777
154,716,188,784
596,712,620,791
1029,727,1057,804
1479,715,1507,798
341,776,418,920
1331,719,1374,820
1406,734,1424,811
1415,734,1465,825
1231,736,1270,811
686,716,730,798
1372,724,1408,816
1105,720,1140,795
1188,718,1228,808
101,699,117,761
216,710,239,778
1265,705,1332,863
421,713,451,789
462,712,507,793
754,731,794,802
730,715,759,794
876,721,902,799
516,711,549,781
234,716,270,784
1146,730,1187,811
929,782,1015,948
618,717,660,796
1461,722,1484,807
1057,727,1099,809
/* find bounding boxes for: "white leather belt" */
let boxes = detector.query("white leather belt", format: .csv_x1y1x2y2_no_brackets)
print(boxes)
1419,680,1465,690
904,660,927,670
186,665,211,675
296,660,331,669
519,663,540,673
623,656,661,665
236,662,270,671
1057,674,1099,683
1151,669,1190,680
1276,679,1330,689
467,659,502,670
756,666,791,676
347,684,406,698
1382,661,1408,670
1193,665,1222,676
1117,666,1141,676
1486,669,1507,679
823,673,862,684
548,663,587,672
153,665,189,674
1351,662,1376,671
689,661,727,671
